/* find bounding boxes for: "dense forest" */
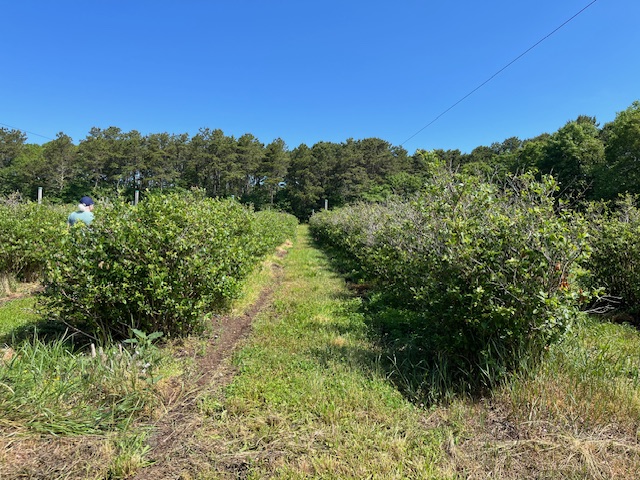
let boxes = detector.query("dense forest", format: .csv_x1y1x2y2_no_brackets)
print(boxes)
1,100,639,218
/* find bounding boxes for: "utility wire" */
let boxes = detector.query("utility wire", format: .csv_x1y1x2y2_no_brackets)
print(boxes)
0,122,54,141
400,0,599,147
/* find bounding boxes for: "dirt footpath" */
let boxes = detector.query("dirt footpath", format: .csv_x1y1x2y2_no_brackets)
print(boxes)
133,259,285,479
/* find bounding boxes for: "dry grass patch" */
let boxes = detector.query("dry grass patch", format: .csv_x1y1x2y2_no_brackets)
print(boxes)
437,316,640,479
1,434,126,479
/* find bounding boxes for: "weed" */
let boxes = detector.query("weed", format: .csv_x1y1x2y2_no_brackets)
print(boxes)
107,432,153,478
123,328,164,385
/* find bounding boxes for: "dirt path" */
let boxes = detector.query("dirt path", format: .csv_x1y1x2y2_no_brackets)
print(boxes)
132,259,285,479
0,255,286,480
0,282,41,306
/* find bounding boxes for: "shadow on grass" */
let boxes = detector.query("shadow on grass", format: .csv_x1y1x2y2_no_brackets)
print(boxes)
0,319,78,346
306,236,494,406
364,296,486,405
0,301,96,353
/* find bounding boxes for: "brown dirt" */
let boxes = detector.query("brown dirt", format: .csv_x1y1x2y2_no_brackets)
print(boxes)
0,282,42,306
132,259,285,480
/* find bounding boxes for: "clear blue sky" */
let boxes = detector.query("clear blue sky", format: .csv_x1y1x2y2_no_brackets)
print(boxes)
2,0,638,154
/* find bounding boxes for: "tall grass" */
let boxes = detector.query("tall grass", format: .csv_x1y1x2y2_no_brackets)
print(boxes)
0,294,172,478
0,332,164,435
441,315,640,478
504,315,640,434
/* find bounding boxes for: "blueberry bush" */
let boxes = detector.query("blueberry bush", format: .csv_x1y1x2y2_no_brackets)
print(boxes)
40,192,297,341
310,168,591,388
585,194,640,319
0,200,66,285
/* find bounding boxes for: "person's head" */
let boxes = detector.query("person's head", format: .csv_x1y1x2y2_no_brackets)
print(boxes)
80,196,95,211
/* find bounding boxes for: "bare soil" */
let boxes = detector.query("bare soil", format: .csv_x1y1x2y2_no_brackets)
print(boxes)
132,259,285,479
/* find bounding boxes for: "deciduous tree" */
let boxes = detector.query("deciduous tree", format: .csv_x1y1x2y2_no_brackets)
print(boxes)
593,101,640,199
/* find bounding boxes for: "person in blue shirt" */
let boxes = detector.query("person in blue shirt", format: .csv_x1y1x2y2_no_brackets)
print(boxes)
68,196,95,226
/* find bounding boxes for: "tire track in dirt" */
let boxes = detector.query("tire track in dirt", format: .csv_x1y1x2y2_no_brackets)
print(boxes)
133,258,286,480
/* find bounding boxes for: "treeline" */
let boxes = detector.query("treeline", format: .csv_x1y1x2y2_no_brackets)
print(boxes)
1,101,639,217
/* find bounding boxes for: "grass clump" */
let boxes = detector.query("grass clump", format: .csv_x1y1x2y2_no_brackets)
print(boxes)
445,315,640,478
0,295,175,478
0,332,165,435
505,316,640,435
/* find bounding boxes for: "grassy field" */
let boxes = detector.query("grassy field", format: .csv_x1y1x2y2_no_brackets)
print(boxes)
1,225,640,478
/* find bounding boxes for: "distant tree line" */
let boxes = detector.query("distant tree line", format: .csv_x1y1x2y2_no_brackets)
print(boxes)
1,100,639,218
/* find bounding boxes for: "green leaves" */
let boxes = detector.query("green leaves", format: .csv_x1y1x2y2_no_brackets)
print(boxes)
310,168,591,388
0,202,67,283
39,192,297,341
586,194,640,316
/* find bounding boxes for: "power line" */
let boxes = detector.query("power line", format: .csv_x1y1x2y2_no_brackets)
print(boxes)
400,0,599,147
0,122,54,141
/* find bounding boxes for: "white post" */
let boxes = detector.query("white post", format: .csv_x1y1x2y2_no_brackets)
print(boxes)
37,187,43,204
134,190,139,205
324,199,328,211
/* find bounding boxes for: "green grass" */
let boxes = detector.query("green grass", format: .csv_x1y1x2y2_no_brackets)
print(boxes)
446,315,640,478
506,316,640,432
196,226,457,478
0,296,38,337
0,324,171,432
0,292,169,428
0,290,175,478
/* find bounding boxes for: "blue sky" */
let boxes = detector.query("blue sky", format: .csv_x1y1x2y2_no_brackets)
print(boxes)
2,0,638,154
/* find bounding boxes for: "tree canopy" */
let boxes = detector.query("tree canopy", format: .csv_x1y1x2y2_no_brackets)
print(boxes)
1,100,639,216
